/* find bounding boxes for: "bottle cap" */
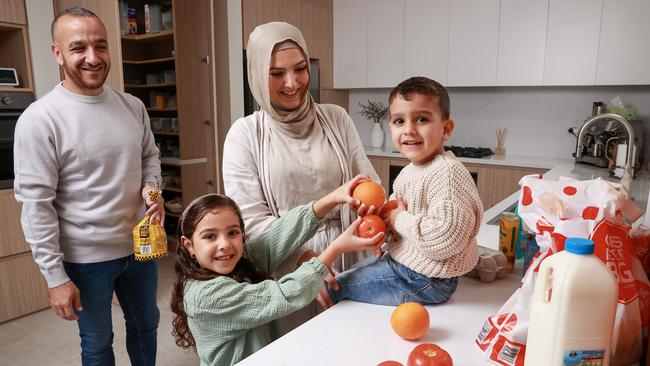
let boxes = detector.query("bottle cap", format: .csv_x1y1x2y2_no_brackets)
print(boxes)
565,237,594,255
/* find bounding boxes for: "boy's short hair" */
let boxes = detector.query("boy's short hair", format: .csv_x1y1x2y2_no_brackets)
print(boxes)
389,77,450,120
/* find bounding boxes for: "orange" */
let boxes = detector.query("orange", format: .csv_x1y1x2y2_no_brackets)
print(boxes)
390,302,430,340
353,181,386,208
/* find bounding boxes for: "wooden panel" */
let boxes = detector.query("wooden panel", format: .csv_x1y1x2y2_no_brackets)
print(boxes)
212,0,231,194
0,189,29,257
53,0,124,91
174,0,211,160
0,23,32,90
477,165,547,209
319,88,348,111
0,253,49,323
0,0,27,24
243,0,334,90
181,163,210,205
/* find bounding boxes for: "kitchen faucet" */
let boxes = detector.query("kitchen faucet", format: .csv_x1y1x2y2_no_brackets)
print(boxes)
575,113,635,190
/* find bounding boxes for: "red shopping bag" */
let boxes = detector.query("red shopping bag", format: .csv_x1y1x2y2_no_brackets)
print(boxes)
474,176,650,366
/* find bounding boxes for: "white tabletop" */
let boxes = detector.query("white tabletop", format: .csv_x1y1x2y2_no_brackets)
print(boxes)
236,274,522,366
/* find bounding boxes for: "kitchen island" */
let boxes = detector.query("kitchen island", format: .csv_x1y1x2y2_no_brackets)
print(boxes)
236,151,650,365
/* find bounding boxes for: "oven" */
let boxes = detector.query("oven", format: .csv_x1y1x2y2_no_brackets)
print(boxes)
0,91,35,189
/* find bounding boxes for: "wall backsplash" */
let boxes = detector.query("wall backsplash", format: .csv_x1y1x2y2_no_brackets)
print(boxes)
349,86,650,160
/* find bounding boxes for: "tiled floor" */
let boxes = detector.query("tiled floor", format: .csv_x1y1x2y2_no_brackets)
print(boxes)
0,255,199,366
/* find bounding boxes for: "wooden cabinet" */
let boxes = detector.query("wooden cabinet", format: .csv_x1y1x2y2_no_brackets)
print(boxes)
368,155,547,210
0,189,49,323
596,0,650,85
404,0,449,84
497,0,548,86
543,0,602,86
333,0,367,88
0,0,27,24
0,20,33,92
447,0,500,86
367,0,403,88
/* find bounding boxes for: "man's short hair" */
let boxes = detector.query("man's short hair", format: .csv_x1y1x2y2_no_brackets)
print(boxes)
389,77,451,120
51,6,99,40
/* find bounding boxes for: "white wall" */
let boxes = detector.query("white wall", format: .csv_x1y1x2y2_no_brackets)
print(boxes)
227,0,244,124
25,0,59,98
349,86,650,159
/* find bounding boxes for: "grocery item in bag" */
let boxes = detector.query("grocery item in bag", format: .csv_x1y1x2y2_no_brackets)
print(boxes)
524,238,618,366
475,175,650,366
133,190,167,261
499,212,519,273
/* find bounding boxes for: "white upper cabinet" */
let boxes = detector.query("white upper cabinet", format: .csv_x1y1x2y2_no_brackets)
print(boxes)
367,0,404,88
333,0,367,88
403,0,450,84
543,0,603,85
596,0,650,85
447,0,500,86
497,0,549,86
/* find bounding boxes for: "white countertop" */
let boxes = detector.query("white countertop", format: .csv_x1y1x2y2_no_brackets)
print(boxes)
236,273,522,366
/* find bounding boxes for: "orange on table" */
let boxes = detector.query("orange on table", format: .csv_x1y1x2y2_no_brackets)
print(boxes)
353,181,386,208
390,302,430,340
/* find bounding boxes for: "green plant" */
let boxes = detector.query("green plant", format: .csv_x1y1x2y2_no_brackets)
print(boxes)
358,99,388,124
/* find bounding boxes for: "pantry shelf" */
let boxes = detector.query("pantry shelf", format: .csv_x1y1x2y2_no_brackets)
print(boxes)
123,57,175,65
124,83,176,89
121,28,174,42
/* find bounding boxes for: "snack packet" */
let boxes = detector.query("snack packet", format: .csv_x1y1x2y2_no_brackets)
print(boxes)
133,190,167,261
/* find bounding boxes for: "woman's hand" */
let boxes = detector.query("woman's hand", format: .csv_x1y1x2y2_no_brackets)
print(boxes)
313,174,370,219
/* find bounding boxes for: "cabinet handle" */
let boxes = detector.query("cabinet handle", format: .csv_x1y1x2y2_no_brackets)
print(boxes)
201,55,210,64
203,120,210,126
206,180,213,186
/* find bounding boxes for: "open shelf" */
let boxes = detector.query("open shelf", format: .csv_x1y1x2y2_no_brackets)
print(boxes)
147,108,177,112
0,87,32,92
121,28,174,42
123,57,175,65
154,131,179,136
124,83,176,89
164,185,182,193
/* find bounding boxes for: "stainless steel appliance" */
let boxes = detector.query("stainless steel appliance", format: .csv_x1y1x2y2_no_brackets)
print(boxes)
573,113,644,177
0,91,35,189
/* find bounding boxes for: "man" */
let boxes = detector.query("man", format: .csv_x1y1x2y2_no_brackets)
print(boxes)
13,7,163,366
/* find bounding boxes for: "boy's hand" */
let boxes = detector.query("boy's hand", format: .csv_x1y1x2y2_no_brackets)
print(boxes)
380,195,407,231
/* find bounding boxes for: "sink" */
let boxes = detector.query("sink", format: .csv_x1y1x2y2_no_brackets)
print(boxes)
486,201,518,225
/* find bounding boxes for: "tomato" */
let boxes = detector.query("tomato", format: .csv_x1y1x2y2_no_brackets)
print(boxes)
407,344,453,366
356,214,386,238
377,361,403,366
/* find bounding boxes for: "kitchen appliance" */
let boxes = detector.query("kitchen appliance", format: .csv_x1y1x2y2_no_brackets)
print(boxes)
0,68,19,87
573,114,644,176
0,91,35,189
444,145,494,159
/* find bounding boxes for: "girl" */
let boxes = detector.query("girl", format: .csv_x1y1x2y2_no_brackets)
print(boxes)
170,176,383,366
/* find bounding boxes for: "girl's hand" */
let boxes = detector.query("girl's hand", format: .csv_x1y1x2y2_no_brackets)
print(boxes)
332,217,384,253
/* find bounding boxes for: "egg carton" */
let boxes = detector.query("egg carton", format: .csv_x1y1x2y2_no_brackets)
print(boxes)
466,248,509,282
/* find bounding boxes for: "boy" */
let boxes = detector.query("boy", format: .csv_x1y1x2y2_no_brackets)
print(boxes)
328,76,483,305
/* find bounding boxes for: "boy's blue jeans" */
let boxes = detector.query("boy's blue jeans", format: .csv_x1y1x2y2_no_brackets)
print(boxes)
63,255,159,366
328,254,458,306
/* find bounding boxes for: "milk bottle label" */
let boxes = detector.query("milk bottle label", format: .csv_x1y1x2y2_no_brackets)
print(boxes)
562,349,605,365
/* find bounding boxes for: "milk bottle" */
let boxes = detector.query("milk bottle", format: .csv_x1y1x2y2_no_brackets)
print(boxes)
524,237,618,366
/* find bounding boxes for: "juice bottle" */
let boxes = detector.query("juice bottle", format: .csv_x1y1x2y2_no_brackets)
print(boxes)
499,212,519,272
525,238,618,366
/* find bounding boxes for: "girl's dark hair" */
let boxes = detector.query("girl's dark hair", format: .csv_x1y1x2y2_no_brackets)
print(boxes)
388,76,450,120
170,193,267,349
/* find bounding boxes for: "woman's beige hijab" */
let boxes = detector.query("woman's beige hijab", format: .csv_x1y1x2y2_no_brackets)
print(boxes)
246,22,315,135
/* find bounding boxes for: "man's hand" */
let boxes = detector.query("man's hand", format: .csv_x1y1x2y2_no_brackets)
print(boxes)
48,281,82,321
142,186,165,226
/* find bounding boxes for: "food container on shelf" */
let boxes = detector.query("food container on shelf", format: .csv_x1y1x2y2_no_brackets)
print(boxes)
146,72,162,85
170,118,178,132
165,198,184,214
160,118,171,131
167,94,177,109
150,118,162,131
163,70,176,84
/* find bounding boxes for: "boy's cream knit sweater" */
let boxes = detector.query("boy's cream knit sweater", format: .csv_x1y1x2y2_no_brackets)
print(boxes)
390,151,483,278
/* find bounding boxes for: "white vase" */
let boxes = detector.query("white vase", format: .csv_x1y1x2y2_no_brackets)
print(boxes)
370,122,384,148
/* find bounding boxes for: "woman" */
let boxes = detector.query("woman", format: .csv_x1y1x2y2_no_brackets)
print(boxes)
222,22,379,278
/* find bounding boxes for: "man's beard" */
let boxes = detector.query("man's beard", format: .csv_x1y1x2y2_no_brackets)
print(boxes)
62,56,110,91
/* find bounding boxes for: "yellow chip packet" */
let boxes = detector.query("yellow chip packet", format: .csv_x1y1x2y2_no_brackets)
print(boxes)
133,190,168,261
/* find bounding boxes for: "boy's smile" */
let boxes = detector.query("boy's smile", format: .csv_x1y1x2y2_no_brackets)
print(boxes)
389,93,454,165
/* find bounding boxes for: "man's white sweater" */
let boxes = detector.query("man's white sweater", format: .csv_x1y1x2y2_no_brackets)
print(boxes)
391,151,482,278
14,83,161,287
